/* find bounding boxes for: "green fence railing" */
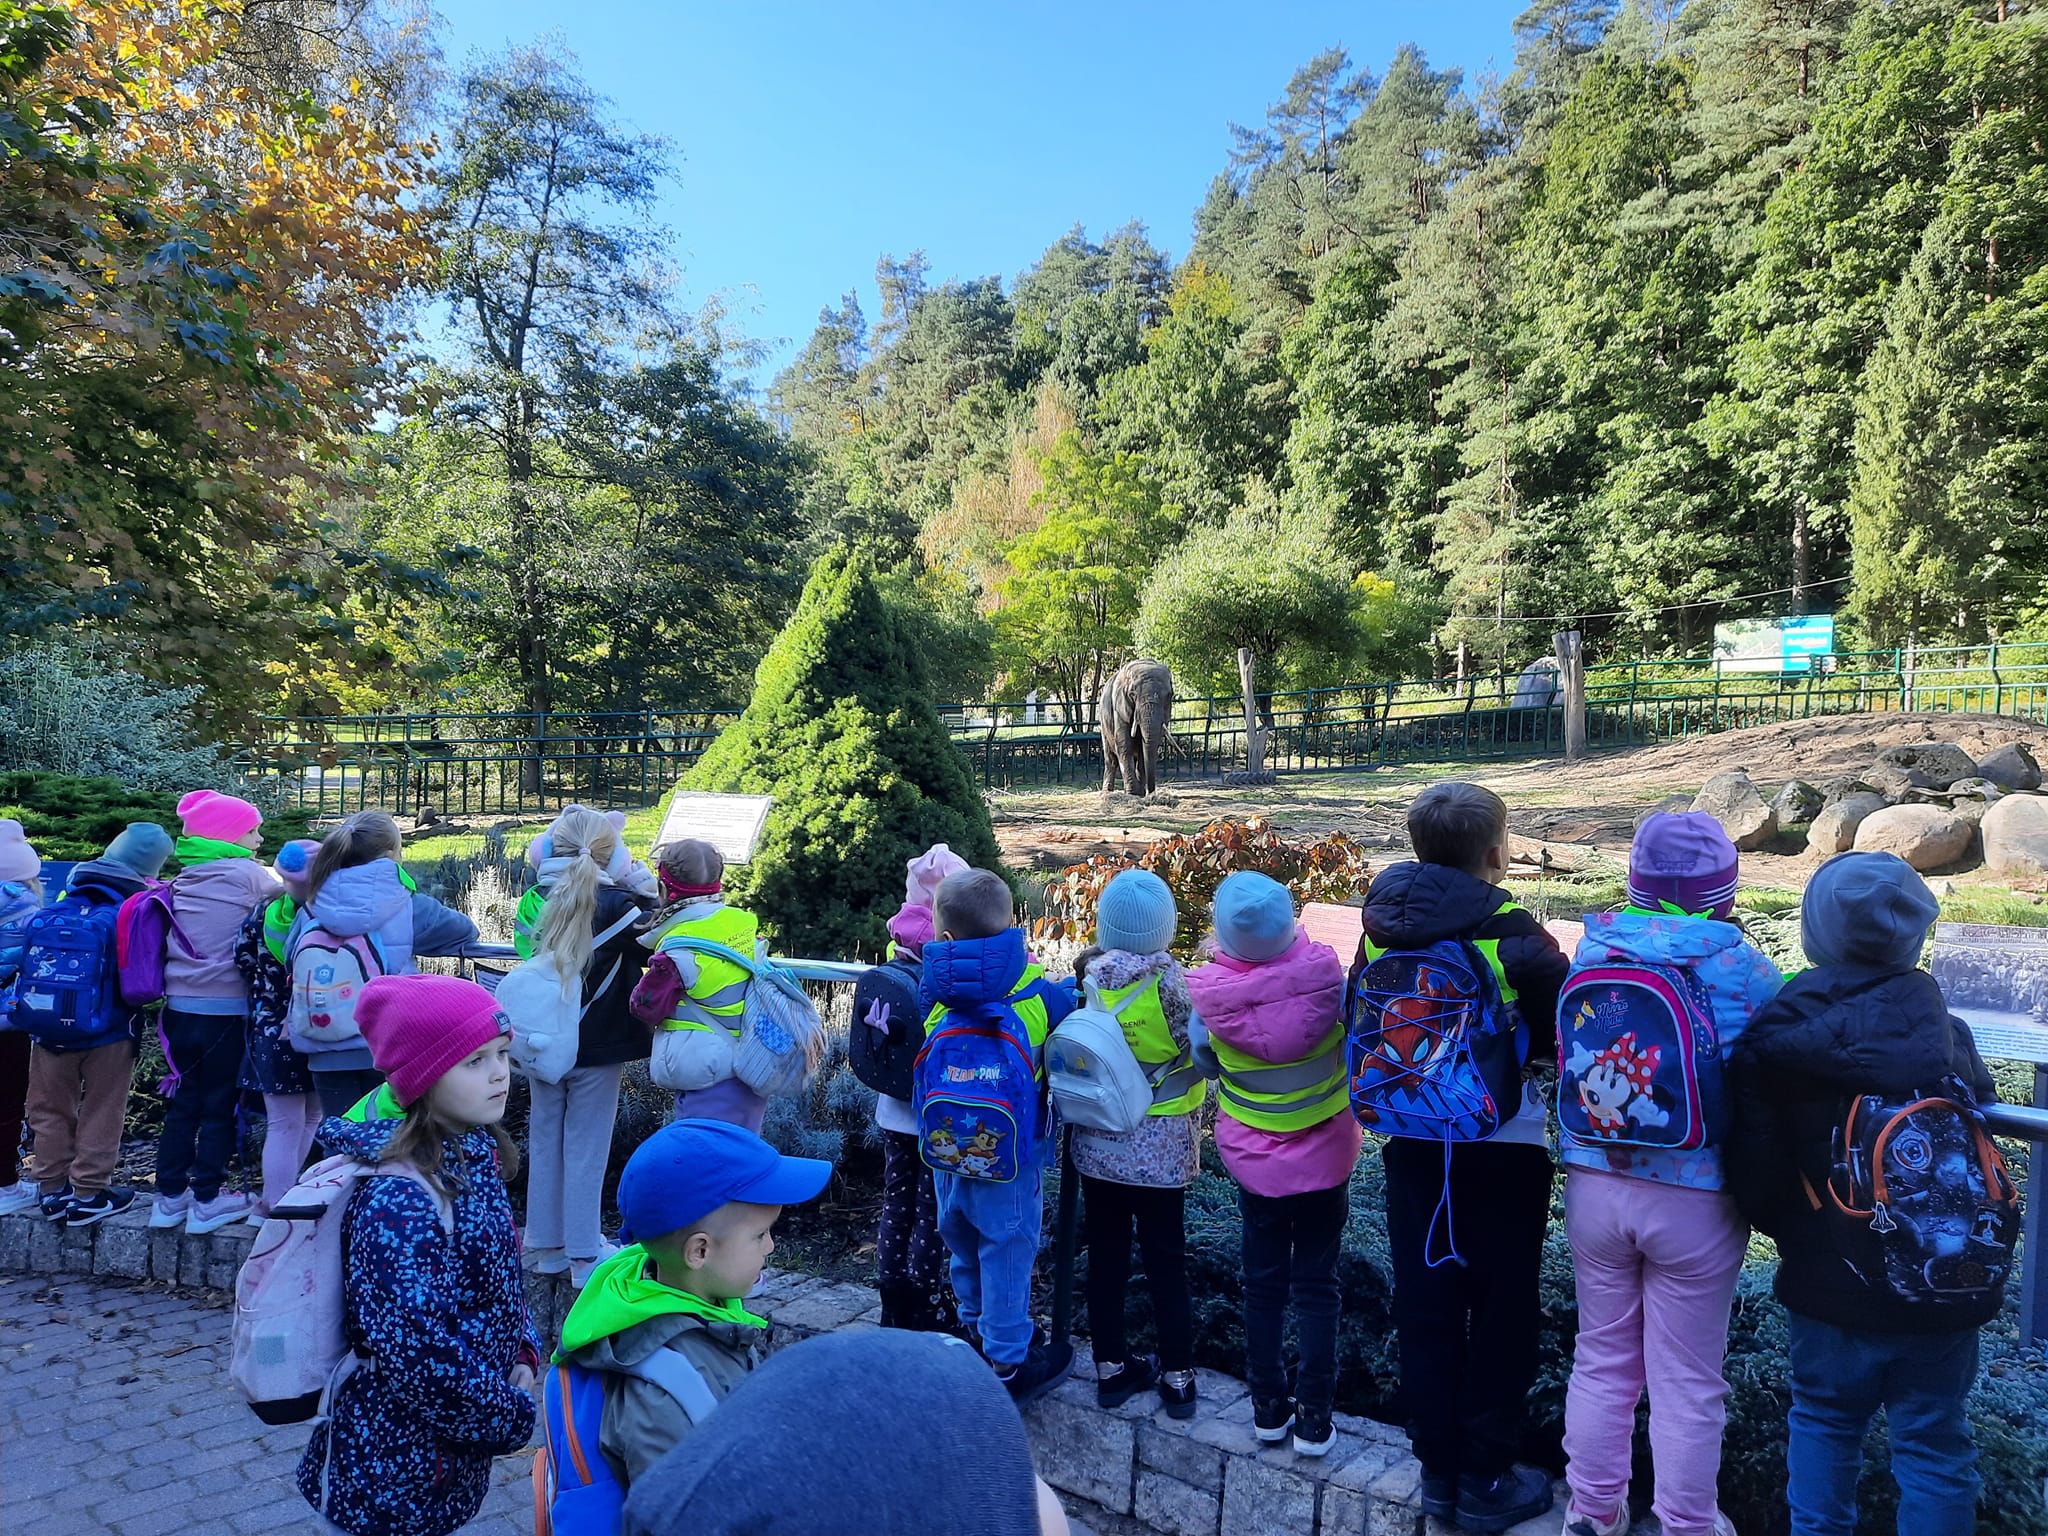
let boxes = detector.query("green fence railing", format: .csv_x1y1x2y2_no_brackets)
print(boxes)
235,644,2048,814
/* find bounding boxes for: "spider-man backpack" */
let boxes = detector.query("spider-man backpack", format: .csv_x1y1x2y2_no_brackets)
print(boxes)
1346,935,1523,1142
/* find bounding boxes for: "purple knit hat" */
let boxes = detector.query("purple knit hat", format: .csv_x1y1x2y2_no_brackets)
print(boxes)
1628,812,1740,920
886,901,936,957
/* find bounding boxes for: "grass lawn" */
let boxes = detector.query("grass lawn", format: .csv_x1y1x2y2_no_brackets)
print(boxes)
398,798,676,869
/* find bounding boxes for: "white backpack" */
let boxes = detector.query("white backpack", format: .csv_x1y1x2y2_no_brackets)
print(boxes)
288,928,387,1052
230,1154,451,1425
500,908,638,1085
1046,981,1153,1134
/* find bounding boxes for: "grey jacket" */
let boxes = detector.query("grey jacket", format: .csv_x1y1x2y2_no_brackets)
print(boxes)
564,1310,764,1487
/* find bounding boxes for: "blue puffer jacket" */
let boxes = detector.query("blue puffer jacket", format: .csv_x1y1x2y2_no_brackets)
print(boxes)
297,1115,540,1536
1562,909,1784,1190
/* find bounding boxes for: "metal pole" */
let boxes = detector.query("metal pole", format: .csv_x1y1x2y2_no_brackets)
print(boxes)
2004,1070,2048,1347
1049,1128,1080,1347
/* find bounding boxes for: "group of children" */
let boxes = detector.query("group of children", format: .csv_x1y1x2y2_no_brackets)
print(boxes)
0,771,2013,1536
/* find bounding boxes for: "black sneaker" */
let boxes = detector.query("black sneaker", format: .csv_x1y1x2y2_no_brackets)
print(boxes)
1158,1367,1197,1420
64,1189,135,1228
1292,1402,1335,1457
1420,1471,1458,1520
1253,1396,1294,1443
1096,1352,1159,1409
38,1187,73,1222
996,1337,1074,1407
1454,1467,1554,1534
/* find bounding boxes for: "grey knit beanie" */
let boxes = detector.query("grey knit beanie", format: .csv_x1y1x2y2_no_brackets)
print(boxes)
622,1329,1042,1536
1801,851,1940,970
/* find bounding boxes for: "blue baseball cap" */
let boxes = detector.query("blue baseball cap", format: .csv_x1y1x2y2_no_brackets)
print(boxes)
617,1119,834,1243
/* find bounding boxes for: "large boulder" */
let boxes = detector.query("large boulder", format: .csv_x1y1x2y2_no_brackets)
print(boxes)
1692,770,1778,851
1771,779,1824,828
1819,775,1879,808
1852,804,1976,871
1976,743,2043,793
1637,793,1695,827
1873,742,1979,793
1981,793,2048,879
1808,792,1888,855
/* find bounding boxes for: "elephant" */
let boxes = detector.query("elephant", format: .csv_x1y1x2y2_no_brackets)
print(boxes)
1099,659,1174,798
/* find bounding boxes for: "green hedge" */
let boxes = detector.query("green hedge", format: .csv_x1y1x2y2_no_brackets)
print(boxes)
1081,1142,2048,1535
0,772,313,864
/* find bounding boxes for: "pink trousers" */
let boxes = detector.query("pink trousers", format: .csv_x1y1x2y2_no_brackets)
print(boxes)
1562,1168,1748,1536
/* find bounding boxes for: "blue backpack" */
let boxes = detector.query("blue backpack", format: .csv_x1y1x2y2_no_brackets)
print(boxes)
536,1353,720,1536
12,896,130,1050
913,1000,1041,1182
1557,960,1726,1151
1346,936,1523,1142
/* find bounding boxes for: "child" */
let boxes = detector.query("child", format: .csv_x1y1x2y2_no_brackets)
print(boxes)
922,867,1076,1402
234,839,321,1218
517,804,657,953
632,840,764,1130
1358,781,1564,1532
1558,813,1783,1536
1187,871,1356,1456
1069,869,1206,1418
862,842,967,1332
519,806,654,1288
553,1117,831,1498
0,819,46,1217
290,810,479,1118
297,972,540,1536
153,790,280,1234
19,823,174,1225
1728,852,2000,1536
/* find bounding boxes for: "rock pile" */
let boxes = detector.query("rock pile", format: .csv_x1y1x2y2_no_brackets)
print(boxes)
1683,741,2047,875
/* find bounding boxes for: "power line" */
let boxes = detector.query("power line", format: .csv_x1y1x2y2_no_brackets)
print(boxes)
1479,576,1852,628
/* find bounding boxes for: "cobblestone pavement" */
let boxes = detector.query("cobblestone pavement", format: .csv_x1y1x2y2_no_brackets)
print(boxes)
0,1274,533,1536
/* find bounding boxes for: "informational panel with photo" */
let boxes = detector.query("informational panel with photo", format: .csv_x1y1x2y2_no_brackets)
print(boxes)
653,791,774,866
1931,921,2048,1065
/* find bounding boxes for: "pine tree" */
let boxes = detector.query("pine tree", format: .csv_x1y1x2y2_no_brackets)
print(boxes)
685,549,1002,956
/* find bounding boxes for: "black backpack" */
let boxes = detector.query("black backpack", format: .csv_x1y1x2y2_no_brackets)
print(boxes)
1826,1075,2021,1308
849,956,924,1101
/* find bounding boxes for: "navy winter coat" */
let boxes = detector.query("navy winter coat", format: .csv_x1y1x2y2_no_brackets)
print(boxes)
297,1115,540,1536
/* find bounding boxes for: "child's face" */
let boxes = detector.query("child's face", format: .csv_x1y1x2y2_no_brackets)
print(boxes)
651,1200,782,1301
427,1036,512,1127
236,826,264,851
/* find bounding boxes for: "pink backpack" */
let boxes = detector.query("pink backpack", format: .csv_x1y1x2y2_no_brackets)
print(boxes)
230,1153,451,1424
113,882,192,1008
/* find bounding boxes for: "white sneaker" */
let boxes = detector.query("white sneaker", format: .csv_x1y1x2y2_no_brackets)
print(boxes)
186,1191,254,1234
524,1246,569,1276
568,1241,620,1290
149,1191,192,1228
0,1182,39,1216
1562,1504,1630,1536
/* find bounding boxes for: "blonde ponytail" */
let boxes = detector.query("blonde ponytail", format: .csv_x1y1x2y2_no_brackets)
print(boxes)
534,805,620,993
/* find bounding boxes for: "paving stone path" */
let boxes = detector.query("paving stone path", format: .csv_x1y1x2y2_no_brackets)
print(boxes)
0,1274,532,1536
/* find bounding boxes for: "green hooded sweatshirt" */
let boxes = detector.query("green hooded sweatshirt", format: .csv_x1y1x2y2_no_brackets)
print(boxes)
557,1246,768,1488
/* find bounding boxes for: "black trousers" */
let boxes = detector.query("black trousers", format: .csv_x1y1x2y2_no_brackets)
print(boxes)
1240,1182,1350,1412
1082,1174,1193,1372
154,1010,245,1203
1382,1136,1554,1482
876,1129,948,1327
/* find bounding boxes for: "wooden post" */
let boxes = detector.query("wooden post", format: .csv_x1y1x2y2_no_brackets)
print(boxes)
1239,647,1266,777
1903,632,1919,713
1554,629,1588,763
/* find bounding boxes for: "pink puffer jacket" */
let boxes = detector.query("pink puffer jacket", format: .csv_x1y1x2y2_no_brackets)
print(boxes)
1187,929,1360,1199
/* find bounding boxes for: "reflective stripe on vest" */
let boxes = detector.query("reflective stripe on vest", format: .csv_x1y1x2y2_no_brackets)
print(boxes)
1358,899,1524,1004
923,967,1055,1078
655,907,759,1035
1213,1025,1348,1132
1092,973,1207,1116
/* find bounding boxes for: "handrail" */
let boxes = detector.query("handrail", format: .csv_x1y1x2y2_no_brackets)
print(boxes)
1983,1103,2048,1142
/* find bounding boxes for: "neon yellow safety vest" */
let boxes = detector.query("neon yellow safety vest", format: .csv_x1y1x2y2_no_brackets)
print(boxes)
1092,974,1208,1116
924,964,1056,1076
1356,899,1524,1005
1212,1024,1347,1133
514,887,546,960
653,906,760,1036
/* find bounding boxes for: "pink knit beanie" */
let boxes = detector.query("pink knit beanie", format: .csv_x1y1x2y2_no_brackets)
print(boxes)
272,840,319,900
905,844,969,909
0,820,38,885
355,974,509,1108
886,901,936,956
177,789,262,844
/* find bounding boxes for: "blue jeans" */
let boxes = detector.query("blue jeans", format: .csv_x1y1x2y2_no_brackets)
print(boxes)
934,1165,1044,1367
1786,1313,1980,1536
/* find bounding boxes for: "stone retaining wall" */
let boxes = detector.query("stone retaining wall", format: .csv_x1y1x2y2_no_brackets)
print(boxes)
2,1208,1577,1536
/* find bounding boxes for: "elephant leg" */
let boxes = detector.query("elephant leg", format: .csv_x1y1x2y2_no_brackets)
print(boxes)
1101,732,1121,793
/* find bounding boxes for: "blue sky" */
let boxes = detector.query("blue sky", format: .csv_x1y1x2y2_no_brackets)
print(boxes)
428,0,1529,389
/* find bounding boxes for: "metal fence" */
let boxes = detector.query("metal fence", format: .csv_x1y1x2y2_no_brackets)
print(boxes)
235,643,2048,814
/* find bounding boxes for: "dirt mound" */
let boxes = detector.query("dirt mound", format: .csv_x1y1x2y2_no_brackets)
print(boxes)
1581,712,2048,790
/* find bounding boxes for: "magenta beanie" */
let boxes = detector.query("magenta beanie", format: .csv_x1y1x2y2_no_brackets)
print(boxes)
887,901,936,956
177,789,262,844
1628,812,1740,920
355,974,509,1107
905,844,969,909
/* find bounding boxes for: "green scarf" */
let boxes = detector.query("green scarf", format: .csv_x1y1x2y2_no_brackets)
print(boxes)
175,835,256,866
554,1244,765,1361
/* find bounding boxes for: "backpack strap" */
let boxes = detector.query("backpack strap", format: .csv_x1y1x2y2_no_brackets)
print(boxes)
664,935,759,977
620,1348,720,1426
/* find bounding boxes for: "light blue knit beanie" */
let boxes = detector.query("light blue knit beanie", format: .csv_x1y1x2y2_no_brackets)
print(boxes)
103,822,173,881
1212,871,1298,962
1096,869,1178,955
